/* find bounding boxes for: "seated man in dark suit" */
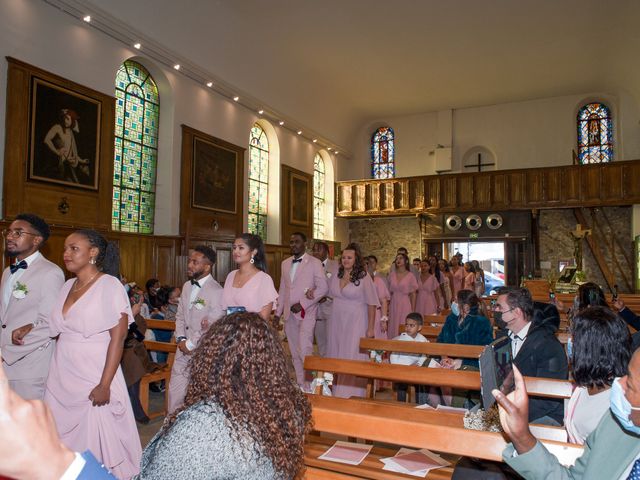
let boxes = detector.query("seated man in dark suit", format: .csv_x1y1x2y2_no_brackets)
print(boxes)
613,298,640,351
494,287,568,425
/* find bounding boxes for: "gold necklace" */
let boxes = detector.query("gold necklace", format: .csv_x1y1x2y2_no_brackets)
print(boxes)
72,271,100,293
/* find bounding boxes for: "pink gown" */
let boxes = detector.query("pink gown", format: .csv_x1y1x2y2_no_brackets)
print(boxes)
372,274,390,339
45,275,141,480
416,274,439,316
388,271,419,337
327,273,379,398
463,272,476,291
221,270,278,314
451,267,465,297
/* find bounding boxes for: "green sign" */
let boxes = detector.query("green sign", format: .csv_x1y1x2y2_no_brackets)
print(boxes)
469,233,479,240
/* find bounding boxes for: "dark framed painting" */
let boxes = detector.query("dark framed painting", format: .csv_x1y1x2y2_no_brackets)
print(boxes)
29,77,101,190
191,136,238,214
290,172,310,226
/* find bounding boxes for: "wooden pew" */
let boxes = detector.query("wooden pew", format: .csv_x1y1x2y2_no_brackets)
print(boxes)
306,395,583,478
140,319,176,419
304,356,573,400
360,338,484,359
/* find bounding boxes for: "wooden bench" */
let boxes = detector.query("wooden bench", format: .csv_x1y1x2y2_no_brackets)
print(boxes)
141,319,176,419
305,395,583,478
304,356,573,400
360,338,484,359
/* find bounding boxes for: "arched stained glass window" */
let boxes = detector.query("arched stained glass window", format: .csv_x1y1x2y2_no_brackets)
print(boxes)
248,124,269,240
371,126,395,179
313,153,325,239
112,60,159,233
577,103,613,164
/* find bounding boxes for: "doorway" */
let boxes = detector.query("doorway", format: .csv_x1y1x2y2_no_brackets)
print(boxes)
445,241,506,294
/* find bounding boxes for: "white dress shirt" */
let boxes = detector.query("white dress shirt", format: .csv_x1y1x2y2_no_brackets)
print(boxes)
509,321,531,357
189,274,210,306
389,332,429,366
290,253,306,281
2,250,41,309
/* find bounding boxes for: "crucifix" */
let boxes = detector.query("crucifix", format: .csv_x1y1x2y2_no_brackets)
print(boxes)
464,153,495,172
569,223,591,271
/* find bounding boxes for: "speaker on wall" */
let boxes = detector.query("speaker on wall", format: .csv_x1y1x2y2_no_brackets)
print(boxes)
486,213,503,230
445,215,462,231
466,214,482,231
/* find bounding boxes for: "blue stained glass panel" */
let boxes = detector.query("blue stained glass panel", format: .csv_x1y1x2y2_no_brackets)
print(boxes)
371,126,395,179
577,103,613,164
248,124,269,240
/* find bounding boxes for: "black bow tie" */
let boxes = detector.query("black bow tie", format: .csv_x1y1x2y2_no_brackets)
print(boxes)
191,279,201,287
10,260,27,274
292,258,303,264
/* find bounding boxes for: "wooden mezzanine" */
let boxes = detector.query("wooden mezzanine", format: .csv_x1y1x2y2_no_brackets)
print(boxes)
335,159,640,217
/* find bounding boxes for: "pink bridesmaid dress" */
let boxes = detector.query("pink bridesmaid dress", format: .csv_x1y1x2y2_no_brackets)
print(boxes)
451,267,465,297
416,273,439,316
463,271,476,291
388,271,419,337
220,270,278,314
372,274,390,339
45,275,141,480
326,273,379,398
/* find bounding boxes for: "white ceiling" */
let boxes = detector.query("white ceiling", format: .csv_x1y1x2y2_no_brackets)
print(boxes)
81,0,639,152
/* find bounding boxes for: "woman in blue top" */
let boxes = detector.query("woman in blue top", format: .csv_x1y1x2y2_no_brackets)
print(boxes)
434,289,493,407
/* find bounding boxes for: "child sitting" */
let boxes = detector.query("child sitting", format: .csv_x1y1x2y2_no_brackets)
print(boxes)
390,312,429,404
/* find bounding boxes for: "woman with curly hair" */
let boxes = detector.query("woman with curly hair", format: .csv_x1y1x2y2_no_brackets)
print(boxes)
326,243,379,398
136,312,311,479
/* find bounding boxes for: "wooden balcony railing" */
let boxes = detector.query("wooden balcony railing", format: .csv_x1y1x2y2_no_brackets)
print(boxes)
335,160,640,217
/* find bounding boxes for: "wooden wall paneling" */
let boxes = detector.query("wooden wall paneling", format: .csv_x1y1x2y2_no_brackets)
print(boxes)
353,184,366,212
179,125,245,241
601,163,623,202
409,178,425,210
212,240,233,285
581,165,602,203
336,184,352,213
152,237,178,285
457,175,474,209
425,177,439,209
440,177,457,210
526,170,544,205
473,175,492,209
563,167,581,204
544,169,562,203
394,181,409,210
365,183,379,211
281,164,314,241
380,182,394,210
264,243,292,290
624,162,640,199
4,58,114,230
492,173,509,208
508,172,525,207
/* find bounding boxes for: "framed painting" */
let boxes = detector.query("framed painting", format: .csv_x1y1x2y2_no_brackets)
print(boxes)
290,172,310,226
191,136,238,214
29,77,101,190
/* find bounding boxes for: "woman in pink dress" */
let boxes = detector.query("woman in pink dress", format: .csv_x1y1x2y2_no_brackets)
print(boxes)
416,259,440,316
450,255,465,299
221,233,278,322
327,243,379,398
463,261,476,291
388,253,418,337
45,230,141,480
439,259,454,307
366,255,390,338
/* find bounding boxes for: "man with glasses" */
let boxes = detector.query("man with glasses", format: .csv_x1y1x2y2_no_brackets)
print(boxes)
494,287,568,425
0,213,64,400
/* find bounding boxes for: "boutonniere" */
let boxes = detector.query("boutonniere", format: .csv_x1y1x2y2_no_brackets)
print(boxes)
192,298,206,310
12,281,28,299
326,272,332,279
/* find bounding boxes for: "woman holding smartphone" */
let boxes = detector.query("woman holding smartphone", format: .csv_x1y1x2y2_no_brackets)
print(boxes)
220,233,278,322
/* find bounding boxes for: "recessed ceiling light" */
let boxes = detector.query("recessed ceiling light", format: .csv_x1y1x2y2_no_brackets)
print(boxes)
297,130,302,135
206,81,213,87
312,139,317,143
335,151,339,155
83,15,91,22
133,43,141,50
173,64,181,70
233,96,239,102
327,147,332,151
258,109,264,115
279,121,285,126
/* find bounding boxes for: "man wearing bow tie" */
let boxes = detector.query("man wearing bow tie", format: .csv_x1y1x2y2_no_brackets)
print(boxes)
168,246,224,413
276,232,328,388
0,214,64,400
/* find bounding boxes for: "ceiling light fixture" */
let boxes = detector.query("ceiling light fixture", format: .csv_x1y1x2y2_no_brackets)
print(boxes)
133,43,141,50
173,64,181,70
258,109,264,115
83,15,91,22
233,96,239,101
206,81,213,87
335,151,339,155
279,121,285,126
312,139,317,143
297,130,302,135
327,147,332,151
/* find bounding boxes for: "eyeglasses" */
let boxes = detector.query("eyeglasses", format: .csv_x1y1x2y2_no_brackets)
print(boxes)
2,229,39,239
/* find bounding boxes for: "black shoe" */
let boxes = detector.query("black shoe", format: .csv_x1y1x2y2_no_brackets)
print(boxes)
136,415,150,425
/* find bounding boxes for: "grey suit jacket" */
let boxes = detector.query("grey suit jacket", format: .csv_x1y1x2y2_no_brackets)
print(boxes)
0,254,64,378
504,411,640,479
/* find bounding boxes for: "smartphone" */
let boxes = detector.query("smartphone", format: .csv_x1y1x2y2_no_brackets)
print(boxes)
612,284,619,302
479,336,515,409
549,291,556,302
226,306,247,315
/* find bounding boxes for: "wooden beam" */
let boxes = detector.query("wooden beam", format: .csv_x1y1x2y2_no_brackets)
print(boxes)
574,208,615,290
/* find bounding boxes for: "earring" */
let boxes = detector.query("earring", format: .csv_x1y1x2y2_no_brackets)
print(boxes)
250,256,255,265
89,257,96,265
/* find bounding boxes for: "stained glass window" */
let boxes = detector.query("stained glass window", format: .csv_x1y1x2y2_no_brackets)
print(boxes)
577,103,613,164
112,60,159,233
313,153,325,239
371,126,395,179
248,124,269,240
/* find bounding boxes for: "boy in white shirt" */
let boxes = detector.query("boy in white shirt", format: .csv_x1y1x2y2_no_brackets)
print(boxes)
390,312,429,403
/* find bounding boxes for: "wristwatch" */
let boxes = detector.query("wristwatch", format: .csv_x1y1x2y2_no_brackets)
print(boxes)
176,336,187,344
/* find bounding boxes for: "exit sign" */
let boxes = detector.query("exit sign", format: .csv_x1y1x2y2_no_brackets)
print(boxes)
469,233,479,239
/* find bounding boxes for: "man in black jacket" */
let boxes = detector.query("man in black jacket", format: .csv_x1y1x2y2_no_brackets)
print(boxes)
494,287,568,425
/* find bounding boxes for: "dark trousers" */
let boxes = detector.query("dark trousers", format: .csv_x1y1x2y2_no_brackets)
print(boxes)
127,380,148,421
396,383,428,404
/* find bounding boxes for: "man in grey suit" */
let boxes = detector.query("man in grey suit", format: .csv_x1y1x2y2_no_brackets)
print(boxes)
0,214,64,400
494,350,640,479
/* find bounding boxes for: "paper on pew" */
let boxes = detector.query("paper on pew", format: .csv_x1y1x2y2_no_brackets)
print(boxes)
428,358,442,368
381,448,450,477
436,404,469,414
318,440,372,465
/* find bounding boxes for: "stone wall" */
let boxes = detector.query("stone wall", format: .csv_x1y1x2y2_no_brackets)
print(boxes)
538,207,634,292
348,217,422,274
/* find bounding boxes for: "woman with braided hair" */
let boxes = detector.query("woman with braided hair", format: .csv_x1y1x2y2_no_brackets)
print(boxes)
136,312,312,479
